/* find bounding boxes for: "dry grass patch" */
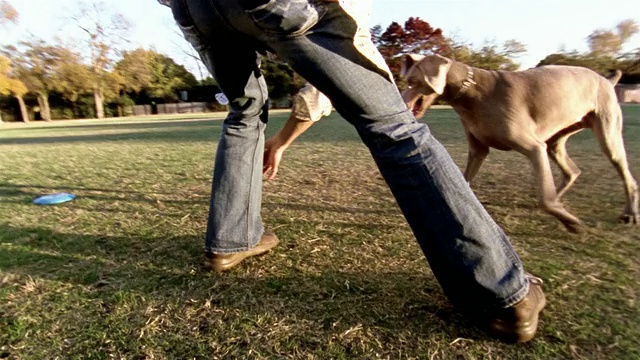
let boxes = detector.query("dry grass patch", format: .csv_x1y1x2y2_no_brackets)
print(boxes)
1,106,639,359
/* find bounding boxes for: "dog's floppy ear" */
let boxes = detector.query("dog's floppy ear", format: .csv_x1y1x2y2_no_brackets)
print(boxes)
401,54,425,77
419,55,451,95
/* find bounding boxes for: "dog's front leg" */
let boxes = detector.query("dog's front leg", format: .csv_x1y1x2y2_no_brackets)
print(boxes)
463,132,489,183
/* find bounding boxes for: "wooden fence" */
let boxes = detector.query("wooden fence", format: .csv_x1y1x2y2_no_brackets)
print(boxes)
615,84,640,104
126,102,209,116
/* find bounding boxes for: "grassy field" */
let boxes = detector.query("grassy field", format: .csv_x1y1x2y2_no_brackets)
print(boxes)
1,106,639,359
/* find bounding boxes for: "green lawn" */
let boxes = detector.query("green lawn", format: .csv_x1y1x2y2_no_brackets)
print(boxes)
1,106,639,359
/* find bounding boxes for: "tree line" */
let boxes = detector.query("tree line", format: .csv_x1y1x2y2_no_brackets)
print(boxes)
0,0,638,122
373,17,639,84
537,19,640,82
0,1,199,122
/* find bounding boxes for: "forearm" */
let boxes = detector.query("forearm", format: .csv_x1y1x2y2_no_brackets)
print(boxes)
272,115,315,148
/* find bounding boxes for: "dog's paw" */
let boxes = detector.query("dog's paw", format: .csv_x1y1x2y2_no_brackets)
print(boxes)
618,213,639,225
564,222,584,234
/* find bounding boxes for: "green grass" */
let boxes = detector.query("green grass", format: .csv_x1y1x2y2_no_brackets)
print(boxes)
1,106,640,359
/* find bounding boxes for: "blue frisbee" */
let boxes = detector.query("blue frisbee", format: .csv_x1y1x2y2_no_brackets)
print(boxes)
33,192,76,205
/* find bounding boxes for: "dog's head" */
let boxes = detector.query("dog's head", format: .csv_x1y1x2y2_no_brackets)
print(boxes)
400,54,452,119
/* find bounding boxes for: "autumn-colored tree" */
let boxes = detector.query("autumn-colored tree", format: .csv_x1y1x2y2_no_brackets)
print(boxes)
373,17,448,82
7,77,28,122
73,1,132,119
0,56,10,94
3,40,76,121
51,55,93,104
0,55,28,122
0,0,20,122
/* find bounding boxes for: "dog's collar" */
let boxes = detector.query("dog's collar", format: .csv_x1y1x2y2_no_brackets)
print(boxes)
454,66,477,99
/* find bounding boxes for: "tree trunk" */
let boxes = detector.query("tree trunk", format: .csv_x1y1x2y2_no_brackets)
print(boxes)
16,95,29,123
37,94,52,121
94,87,105,119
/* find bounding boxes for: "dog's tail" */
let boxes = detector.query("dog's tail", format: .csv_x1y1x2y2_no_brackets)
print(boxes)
607,69,622,85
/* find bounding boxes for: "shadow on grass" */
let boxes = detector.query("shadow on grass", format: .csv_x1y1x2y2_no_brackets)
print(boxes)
0,125,223,145
0,118,222,133
0,114,364,146
0,182,195,199
0,183,401,218
0,222,486,343
0,182,210,207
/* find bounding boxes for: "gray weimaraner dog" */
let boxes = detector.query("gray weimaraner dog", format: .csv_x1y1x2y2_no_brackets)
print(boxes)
401,54,638,232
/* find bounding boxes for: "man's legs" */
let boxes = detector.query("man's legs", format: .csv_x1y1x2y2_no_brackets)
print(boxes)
175,0,545,342
263,13,546,340
215,1,527,310
170,0,271,254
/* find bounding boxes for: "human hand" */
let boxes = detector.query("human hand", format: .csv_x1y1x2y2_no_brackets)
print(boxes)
263,136,287,180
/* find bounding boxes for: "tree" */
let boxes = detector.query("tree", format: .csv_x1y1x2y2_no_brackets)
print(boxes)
115,48,154,94
0,56,12,122
3,40,77,121
7,77,28,122
618,49,640,83
199,77,217,86
0,0,17,25
51,56,93,104
0,0,19,122
373,17,448,81
116,49,197,102
0,56,28,122
261,58,296,101
446,38,527,71
73,1,132,119
588,19,639,57
168,26,207,80
617,19,640,44
146,52,197,101
537,19,639,79
536,52,618,76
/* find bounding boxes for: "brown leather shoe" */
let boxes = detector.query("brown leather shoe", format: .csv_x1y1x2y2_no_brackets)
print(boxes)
203,232,279,272
487,276,547,343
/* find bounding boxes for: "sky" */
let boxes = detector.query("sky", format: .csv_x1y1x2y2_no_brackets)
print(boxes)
2,0,639,78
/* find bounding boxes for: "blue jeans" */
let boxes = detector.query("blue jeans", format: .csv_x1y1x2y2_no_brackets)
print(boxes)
170,0,528,310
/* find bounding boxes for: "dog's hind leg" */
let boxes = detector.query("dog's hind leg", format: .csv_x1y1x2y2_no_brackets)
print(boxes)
514,137,583,232
463,131,490,183
589,108,639,224
547,124,586,199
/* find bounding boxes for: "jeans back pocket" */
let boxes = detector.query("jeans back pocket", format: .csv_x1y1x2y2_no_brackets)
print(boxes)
240,0,326,36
